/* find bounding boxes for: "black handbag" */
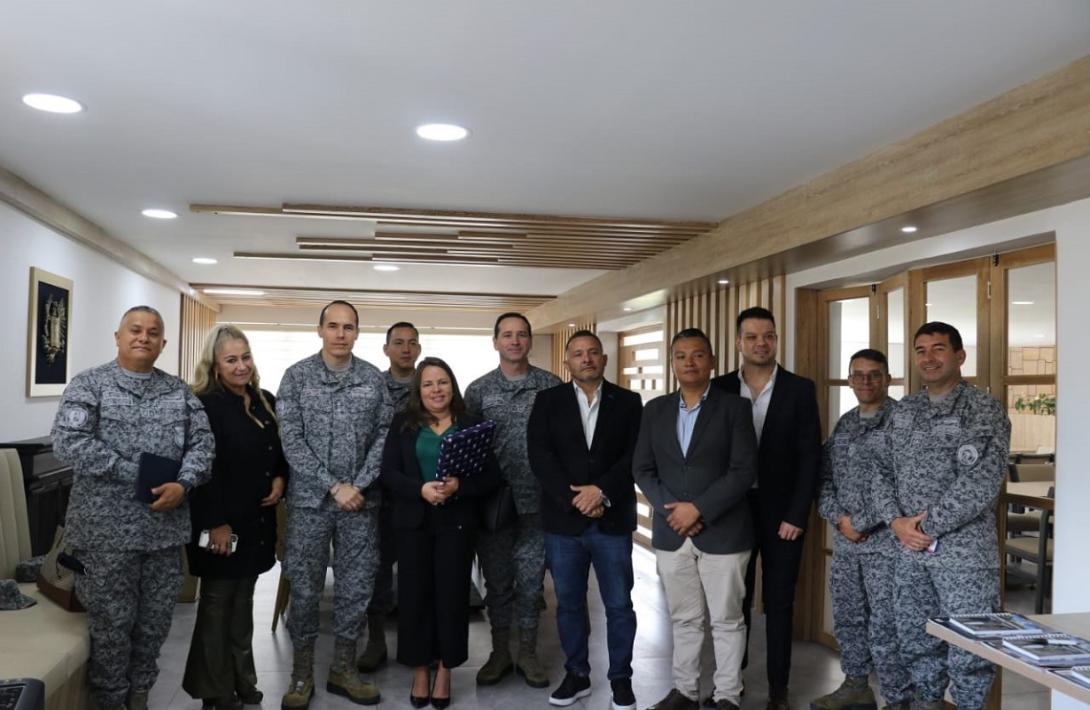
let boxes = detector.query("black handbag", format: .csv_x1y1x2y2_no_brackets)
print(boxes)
480,483,517,532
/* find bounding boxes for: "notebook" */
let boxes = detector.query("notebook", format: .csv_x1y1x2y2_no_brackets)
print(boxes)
946,612,1044,638
1002,634,1090,666
135,452,182,504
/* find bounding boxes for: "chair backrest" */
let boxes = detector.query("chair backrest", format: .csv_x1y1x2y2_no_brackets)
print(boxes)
0,449,32,579
1011,462,1055,483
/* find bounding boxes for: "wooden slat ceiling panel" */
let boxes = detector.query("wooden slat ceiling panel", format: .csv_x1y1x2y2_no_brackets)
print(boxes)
192,284,553,311
191,202,715,270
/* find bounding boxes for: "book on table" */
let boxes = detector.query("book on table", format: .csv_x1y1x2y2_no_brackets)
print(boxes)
946,612,1044,638
1001,634,1090,666
1051,666,1090,688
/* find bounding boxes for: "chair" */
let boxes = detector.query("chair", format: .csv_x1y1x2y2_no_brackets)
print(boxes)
1003,485,1054,613
0,449,33,579
1005,463,1053,535
271,500,290,631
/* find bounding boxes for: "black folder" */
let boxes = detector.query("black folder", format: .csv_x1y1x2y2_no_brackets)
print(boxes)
135,452,182,504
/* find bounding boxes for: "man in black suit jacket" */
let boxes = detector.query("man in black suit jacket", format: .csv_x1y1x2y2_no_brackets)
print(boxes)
528,330,643,710
711,307,822,710
633,328,758,710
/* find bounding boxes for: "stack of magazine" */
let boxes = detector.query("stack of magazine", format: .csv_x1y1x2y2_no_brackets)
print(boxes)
938,612,1090,681
1001,634,1090,667
944,612,1044,638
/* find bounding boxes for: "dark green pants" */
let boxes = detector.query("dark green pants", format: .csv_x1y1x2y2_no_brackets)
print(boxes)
182,577,259,700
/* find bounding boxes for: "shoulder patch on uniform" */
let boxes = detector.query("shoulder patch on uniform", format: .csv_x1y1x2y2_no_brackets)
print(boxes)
62,407,88,428
957,444,980,466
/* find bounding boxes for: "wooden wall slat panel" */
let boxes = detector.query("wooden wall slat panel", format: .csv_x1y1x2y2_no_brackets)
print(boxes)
178,294,217,383
661,276,785,391
550,319,597,381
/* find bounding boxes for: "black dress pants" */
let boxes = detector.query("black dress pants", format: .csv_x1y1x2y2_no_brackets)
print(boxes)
182,576,259,700
741,491,806,691
396,522,476,668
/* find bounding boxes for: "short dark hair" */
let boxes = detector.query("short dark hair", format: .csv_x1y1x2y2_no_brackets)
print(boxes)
402,357,468,431
736,306,776,332
386,321,418,343
914,321,964,352
319,300,359,327
670,327,713,355
494,312,532,339
848,348,889,373
565,329,602,352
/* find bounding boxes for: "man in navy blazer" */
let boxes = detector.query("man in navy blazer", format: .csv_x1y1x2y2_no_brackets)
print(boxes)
711,307,822,710
633,328,758,710
528,330,643,710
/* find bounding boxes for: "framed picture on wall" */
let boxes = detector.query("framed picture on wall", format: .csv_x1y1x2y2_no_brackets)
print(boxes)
27,267,73,397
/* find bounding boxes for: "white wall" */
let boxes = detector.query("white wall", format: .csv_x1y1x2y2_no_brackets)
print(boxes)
784,197,1090,709
0,202,180,441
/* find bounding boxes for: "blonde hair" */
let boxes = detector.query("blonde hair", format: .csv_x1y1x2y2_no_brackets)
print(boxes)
192,324,276,427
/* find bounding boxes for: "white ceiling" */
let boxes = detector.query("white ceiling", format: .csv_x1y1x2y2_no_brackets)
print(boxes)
3,1,1090,298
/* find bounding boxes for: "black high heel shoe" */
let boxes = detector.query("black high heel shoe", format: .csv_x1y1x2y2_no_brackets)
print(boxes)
431,670,451,709
411,671,432,708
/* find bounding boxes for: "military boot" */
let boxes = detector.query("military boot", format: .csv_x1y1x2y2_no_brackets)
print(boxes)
97,702,126,710
281,642,315,710
356,613,388,672
327,637,381,705
882,703,912,710
515,627,549,689
127,689,149,710
476,627,514,685
809,677,876,710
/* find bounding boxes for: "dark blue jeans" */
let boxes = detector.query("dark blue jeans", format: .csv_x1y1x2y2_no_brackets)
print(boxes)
544,524,636,680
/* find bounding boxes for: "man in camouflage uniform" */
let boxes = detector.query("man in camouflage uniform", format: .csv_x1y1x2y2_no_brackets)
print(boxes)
465,312,561,688
356,321,421,672
52,305,214,710
277,300,390,708
812,349,911,710
873,322,1010,710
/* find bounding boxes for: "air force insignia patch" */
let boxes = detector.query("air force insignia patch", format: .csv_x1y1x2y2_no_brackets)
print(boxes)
957,444,979,466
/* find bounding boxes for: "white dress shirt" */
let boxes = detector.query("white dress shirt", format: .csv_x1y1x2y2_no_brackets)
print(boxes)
739,363,778,443
574,380,602,449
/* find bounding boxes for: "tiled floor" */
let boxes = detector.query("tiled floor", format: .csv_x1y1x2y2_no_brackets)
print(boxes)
149,548,1049,709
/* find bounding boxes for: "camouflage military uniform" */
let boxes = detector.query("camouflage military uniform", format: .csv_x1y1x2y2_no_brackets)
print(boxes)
368,370,413,617
817,398,911,705
277,353,390,644
872,381,1010,709
52,360,214,708
465,366,561,632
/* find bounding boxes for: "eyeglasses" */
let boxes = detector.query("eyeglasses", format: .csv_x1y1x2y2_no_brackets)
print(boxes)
848,371,886,384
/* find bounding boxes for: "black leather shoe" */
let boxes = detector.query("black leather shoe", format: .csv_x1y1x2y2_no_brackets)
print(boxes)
431,695,451,709
410,692,431,708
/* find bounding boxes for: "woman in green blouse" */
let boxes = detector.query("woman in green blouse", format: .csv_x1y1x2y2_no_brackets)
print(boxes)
380,357,500,708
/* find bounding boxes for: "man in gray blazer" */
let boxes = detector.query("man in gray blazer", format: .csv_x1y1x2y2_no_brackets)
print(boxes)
633,328,758,710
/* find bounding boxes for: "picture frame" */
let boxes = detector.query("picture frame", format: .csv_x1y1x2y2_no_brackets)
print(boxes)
27,267,73,397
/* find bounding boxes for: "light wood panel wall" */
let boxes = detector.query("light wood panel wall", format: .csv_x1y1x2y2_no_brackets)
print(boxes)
549,319,597,381
663,275,785,390
178,294,217,382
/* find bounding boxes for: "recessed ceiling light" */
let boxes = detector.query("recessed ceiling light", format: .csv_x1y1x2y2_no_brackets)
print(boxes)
1011,300,1034,305
142,208,177,219
203,288,265,296
22,93,83,114
373,264,400,272
925,302,933,307
192,257,218,265
623,307,633,312
568,322,576,327
416,123,469,141
901,225,918,233
717,278,730,285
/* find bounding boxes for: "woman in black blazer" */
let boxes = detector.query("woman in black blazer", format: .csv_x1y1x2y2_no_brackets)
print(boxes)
182,325,287,710
380,356,500,708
